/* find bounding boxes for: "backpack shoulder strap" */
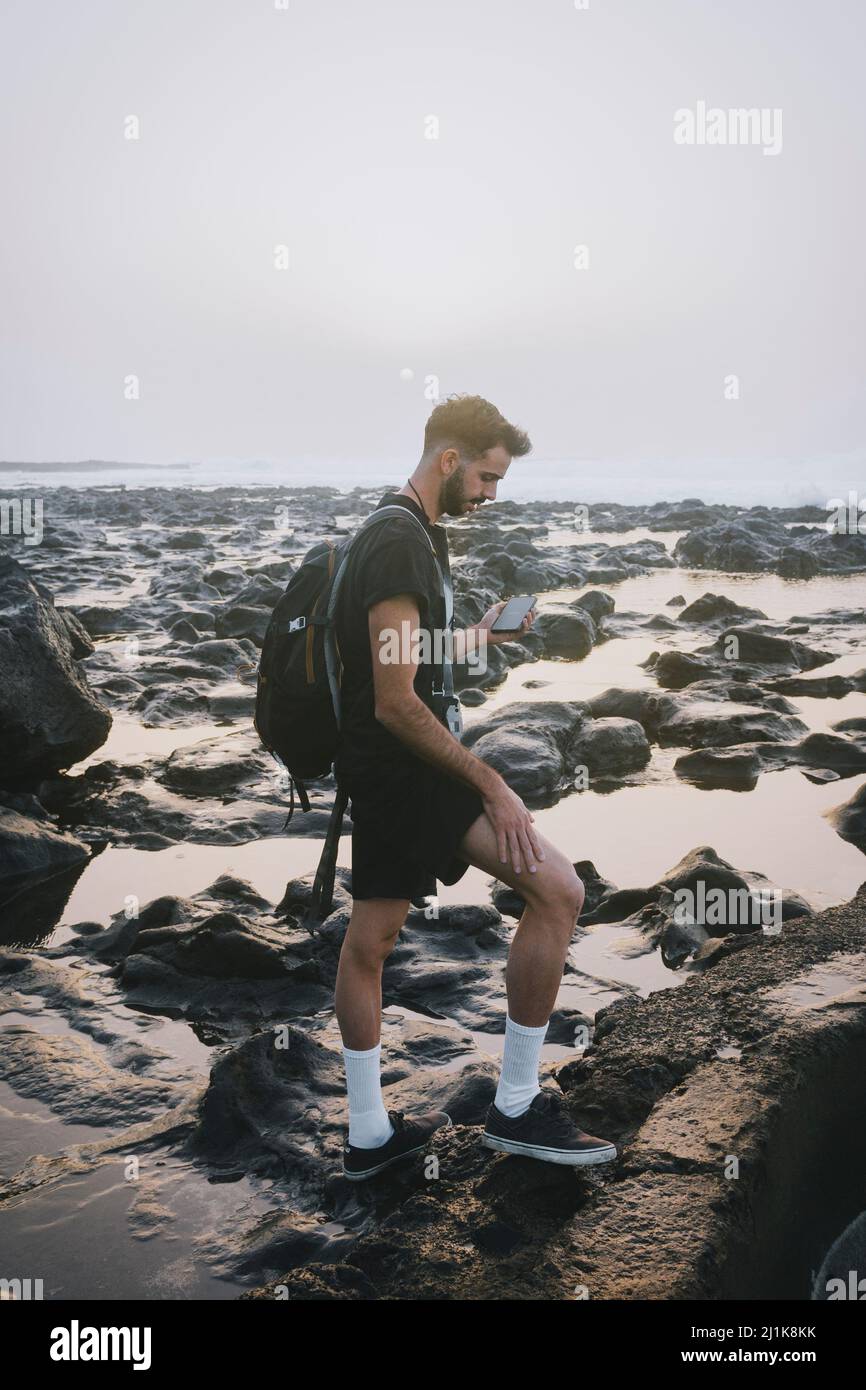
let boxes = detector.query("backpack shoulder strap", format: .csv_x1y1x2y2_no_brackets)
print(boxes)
358,503,437,555
325,504,435,622
323,503,456,735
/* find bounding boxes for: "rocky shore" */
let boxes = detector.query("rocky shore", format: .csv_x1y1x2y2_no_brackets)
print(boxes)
1,483,865,1300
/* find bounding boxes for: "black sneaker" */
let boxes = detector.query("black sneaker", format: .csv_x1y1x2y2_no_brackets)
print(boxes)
481,1087,617,1166
342,1108,452,1182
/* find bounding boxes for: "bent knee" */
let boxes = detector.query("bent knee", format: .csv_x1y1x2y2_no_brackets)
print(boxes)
345,901,408,959
344,924,402,964
530,862,585,920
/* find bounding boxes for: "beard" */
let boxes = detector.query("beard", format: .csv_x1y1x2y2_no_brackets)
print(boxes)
439,465,482,517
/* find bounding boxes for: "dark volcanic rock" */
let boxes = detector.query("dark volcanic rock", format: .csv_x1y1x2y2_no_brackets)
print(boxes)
0,555,112,779
214,605,271,646
185,1027,346,1183
652,651,718,689
461,699,654,799
491,859,616,922
166,529,211,550
673,747,763,789
827,782,866,851
184,1018,494,1207
777,547,819,579
660,845,752,897
465,727,564,800
244,890,866,1301
587,688,676,739
674,519,780,572
582,846,811,937
798,732,866,774
0,804,91,887
655,700,807,750
677,593,767,626
87,878,332,1024
710,627,834,671
534,605,597,660
74,604,153,636
813,1212,866,1301
674,516,866,575
567,718,651,778
5,482,866,1304
461,701,588,801
157,732,272,796
768,670,866,699
573,591,616,625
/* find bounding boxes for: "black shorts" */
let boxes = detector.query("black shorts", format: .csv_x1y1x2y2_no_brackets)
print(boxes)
344,760,486,901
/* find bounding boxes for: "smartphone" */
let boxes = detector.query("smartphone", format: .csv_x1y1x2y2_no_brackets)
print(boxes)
491,593,537,633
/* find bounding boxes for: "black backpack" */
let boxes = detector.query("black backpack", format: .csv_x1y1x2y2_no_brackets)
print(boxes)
253,503,450,822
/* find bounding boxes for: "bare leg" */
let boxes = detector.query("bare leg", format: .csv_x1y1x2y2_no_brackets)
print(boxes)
457,812,584,1026
334,897,411,1049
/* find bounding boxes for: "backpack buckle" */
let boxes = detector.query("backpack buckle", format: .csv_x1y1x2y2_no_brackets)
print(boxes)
286,616,307,633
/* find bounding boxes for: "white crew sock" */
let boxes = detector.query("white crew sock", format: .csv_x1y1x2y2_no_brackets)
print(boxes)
342,1042,395,1149
494,1014,549,1117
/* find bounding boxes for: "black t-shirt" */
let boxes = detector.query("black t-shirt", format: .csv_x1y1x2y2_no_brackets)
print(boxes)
333,492,453,780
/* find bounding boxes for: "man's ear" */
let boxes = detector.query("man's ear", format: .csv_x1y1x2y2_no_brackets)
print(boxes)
441,447,460,475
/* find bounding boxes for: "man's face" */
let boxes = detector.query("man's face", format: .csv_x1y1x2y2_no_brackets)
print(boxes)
438,445,510,517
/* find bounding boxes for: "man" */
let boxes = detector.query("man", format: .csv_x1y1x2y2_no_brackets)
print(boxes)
333,394,617,1180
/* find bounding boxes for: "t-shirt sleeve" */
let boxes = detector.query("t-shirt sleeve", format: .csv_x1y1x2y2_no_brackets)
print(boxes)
358,523,438,617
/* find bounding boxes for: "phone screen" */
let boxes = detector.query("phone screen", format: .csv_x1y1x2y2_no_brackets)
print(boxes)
491,594,537,631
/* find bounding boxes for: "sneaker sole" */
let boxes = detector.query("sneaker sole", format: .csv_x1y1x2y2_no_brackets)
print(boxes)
480,1132,618,1166
342,1115,452,1182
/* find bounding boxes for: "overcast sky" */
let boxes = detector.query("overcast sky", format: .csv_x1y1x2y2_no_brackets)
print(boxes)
1,0,864,476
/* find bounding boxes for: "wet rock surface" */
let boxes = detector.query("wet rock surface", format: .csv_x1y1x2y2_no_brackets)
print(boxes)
235,886,866,1300
1,485,864,849
0,799,91,889
1,484,865,1300
3,852,863,1300
673,514,866,576
828,781,866,851
0,555,112,779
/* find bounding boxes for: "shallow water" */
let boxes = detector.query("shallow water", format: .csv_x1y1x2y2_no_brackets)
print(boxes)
0,1154,274,1299
0,1076,111,1176
4,503,866,1302
538,525,687,549
48,760,866,964
481,642,694,707
763,954,866,1011
74,715,238,768
50,563,866,979
543,567,866,622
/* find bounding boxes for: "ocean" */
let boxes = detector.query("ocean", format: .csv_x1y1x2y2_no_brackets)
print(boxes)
0,455,859,508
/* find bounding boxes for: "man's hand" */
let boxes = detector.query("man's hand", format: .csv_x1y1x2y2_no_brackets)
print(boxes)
481,775,546,875
473,599,537,648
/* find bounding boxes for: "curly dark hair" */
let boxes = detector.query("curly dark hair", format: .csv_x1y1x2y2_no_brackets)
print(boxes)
423,394,532,462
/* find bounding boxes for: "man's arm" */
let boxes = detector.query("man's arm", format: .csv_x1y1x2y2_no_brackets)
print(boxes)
368,593,544,873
